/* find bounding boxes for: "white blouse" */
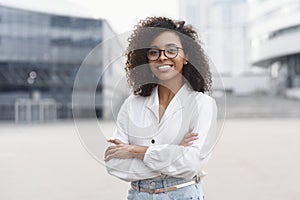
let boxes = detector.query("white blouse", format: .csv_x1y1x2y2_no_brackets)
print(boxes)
105,83,217,182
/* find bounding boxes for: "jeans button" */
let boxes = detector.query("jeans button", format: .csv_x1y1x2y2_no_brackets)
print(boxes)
150,181,156,187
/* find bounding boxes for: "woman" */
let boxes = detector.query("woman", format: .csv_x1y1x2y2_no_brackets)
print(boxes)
105,16,217,200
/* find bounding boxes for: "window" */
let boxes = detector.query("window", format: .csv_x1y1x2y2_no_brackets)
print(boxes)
71,18,102,28
51,16,102,29
269,24,300,40
50,16,71,27
51,37,101,47
51,38,72,46
71,38,101,47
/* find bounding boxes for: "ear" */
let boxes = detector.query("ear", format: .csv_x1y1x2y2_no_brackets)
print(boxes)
184,54,189,65
184,57,189,65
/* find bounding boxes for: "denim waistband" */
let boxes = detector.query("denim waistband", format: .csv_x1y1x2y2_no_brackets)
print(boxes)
131,176,196,190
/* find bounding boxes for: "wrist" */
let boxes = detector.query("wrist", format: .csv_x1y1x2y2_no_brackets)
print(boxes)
130,145,148,160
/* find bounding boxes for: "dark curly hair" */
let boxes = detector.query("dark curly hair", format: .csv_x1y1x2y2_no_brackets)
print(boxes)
125,16,212,96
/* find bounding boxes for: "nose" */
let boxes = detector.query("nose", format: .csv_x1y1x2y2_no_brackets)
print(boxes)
158,50,168,61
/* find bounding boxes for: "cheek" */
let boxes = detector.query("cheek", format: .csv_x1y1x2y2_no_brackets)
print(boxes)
148,63,156,73
174,59,185,68
149,65,157,74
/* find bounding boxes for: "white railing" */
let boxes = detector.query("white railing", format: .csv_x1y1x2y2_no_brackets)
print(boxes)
15,97,57,123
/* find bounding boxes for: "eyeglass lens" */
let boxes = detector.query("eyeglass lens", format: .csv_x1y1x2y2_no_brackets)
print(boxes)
147,46,179,61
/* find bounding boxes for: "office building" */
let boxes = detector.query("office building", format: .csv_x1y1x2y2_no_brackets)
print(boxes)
0,4,127,121
248,0,300,97
179,0,270,95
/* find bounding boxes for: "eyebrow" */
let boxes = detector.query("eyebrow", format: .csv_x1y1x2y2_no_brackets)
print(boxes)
149,43,179,48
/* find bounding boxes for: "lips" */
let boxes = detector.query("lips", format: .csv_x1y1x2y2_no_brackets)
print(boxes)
156,65,173,72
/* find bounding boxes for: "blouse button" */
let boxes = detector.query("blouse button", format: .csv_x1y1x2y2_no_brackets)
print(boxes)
151,139,155,144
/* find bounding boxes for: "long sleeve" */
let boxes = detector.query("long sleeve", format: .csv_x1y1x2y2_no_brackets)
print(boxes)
143,95,217,179
105,96,161,182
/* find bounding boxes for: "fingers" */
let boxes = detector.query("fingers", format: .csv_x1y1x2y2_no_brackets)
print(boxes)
185,134,199,143
184,132,199,139
105,153,115,162
104,153,114,161
107,139,123,145
105,144,124,155
104,146,121,161
180,132,199,147
104,139,125,161
105,146,118,157
104,143,131,161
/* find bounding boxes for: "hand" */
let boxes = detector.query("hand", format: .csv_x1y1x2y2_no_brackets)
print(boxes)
104,139,133,161
179,132,199,147
107,139,123,145
104,139,147,161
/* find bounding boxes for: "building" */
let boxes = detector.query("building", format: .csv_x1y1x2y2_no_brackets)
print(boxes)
0,4,127,121
179,0,270,95
248,0,300,97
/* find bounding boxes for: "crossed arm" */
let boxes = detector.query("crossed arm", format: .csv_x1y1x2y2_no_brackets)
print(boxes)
104,95,217,181
104,131,199,161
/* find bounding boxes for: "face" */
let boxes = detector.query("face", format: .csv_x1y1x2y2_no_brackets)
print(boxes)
148,31,187,82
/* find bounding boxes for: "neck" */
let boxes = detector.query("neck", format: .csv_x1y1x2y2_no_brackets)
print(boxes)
158,79,183,102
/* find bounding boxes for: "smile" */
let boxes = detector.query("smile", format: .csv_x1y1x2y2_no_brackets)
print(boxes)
156,65,173,72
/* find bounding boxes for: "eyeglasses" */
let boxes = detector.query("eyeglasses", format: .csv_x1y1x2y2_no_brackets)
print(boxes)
147,46,183,61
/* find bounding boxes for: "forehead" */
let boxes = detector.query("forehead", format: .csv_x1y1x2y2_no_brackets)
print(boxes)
150,31,182,47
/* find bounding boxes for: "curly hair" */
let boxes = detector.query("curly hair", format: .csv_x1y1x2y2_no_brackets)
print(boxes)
124,16,212,96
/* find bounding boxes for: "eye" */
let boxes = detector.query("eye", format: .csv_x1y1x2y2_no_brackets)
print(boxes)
166,46,178,55
148,49,159,56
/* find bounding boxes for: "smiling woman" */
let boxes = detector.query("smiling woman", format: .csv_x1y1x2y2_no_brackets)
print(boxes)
147,32,187,86
105,16,217,200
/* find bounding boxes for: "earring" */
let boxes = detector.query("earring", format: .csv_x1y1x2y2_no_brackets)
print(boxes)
184,61,188,65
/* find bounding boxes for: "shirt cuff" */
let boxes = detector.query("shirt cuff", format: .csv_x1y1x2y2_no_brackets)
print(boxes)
143,145,167,166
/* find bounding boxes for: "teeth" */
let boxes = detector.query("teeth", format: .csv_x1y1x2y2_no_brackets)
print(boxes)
157,65,171,71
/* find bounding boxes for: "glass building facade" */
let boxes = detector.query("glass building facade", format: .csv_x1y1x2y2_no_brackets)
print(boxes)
0,5,126,121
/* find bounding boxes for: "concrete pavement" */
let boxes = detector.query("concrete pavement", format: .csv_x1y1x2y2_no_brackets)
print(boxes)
0,119,299,200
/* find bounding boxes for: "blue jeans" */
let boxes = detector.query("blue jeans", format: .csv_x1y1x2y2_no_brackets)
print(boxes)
128,177,204,200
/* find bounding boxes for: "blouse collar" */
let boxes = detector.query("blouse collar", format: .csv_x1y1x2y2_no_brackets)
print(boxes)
146,83,192,122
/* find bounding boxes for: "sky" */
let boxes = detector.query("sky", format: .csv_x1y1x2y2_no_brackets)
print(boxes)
0,0,180,34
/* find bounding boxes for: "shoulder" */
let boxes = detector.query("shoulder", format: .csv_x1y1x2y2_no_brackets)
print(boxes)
187,91,218,121
121,93,151,110
187,90,217,115
196,92,216,104
187,88,216,105
124,93,148,103
117,94,146,117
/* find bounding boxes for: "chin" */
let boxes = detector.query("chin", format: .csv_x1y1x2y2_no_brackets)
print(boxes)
156,74,182,82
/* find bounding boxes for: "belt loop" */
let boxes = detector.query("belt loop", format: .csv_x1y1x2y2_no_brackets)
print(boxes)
137,180,141,192
195,175,201,183
163,179,168,193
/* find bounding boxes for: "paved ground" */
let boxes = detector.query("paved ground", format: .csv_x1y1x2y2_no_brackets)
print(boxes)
0,118,300,200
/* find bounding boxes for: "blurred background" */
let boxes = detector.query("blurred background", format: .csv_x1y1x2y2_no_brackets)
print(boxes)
0,0,299,200
0,0,300,122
